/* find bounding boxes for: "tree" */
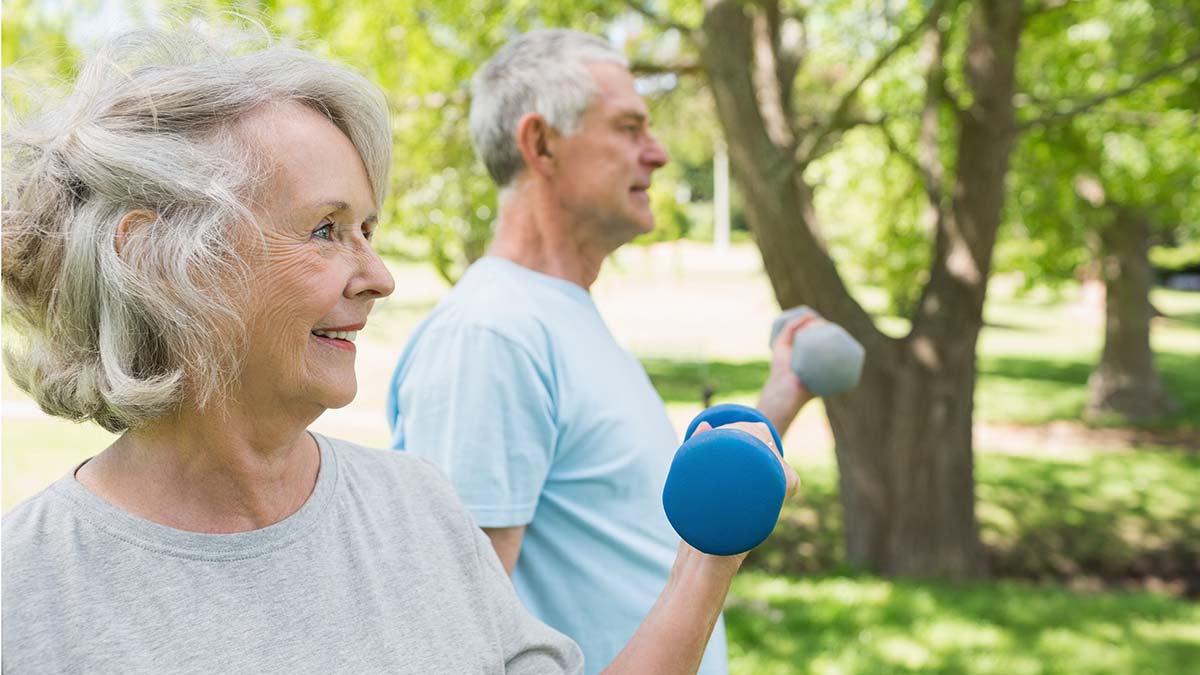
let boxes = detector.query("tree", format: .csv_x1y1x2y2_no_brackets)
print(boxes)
627,0,1197,577
1002,0,1200,421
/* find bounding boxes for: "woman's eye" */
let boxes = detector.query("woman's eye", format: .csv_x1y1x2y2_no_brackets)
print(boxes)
313,219,335,241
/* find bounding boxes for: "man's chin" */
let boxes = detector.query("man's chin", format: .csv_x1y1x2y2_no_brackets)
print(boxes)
630,207,656,234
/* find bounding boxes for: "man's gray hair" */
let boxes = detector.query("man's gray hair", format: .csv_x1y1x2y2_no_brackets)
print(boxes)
1,26,391,432
469,29,628,188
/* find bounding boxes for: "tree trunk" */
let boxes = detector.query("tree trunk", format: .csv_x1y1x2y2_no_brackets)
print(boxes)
1086,207,1177,419
699,0,1024,578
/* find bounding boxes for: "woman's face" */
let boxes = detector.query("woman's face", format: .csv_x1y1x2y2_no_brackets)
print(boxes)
233,103,394,418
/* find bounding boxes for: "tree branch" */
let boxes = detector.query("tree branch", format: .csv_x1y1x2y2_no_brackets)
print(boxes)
629,59,703,76
794,0,949,167
930,68,968,116
877,121,943,205
1023,0,1087,19
765,0,806,122
1018,50,1200,131
625,0,694,35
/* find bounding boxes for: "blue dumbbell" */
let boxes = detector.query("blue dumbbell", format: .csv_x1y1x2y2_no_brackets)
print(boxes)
769,306,865,396
662,404,788,556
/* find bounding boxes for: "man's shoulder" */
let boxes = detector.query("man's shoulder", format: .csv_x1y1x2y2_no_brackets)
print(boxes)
442,263,550,322
418,276,559,359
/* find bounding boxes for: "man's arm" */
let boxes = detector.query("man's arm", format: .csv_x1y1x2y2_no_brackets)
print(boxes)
391,325,555,571
482,526,527,575
757,313,820,435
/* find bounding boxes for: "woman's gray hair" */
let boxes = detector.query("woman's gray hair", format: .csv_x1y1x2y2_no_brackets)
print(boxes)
1,26,391,432
468,29,627,188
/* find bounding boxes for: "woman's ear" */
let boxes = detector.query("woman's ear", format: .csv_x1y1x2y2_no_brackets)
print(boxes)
114,210,158,257
514,112,558,178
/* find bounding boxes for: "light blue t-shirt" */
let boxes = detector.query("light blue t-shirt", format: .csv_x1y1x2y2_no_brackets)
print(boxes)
386,257,728,675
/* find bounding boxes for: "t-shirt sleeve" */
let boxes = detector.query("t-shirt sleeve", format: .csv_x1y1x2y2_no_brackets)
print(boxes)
469,521,584,674
393,323,557,528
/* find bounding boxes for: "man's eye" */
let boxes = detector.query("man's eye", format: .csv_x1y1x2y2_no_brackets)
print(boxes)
313,219,335,240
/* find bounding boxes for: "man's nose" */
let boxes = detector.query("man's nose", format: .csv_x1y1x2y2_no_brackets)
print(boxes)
643,133,669,169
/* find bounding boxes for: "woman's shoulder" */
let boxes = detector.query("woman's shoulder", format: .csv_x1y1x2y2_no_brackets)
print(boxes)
316,434,462,505
315,433,481,548
2,477,78,566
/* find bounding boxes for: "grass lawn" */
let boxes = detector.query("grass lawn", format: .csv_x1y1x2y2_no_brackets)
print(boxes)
725,571,1200,675
749,448,1200,593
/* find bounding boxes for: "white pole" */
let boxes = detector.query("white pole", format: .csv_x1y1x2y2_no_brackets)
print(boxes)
714,140,730,251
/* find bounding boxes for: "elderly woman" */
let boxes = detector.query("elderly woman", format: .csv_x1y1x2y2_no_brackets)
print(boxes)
1,27,796,675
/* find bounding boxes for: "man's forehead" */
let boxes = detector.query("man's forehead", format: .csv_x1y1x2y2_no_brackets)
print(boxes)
585,61,649,117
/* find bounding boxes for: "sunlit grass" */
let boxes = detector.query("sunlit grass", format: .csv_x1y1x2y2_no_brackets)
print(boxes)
725,571,1200,675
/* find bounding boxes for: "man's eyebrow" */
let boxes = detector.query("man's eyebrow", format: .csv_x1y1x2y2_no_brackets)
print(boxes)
616,111,649,124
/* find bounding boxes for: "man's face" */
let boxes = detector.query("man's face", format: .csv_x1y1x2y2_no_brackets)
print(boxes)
549,61,669,247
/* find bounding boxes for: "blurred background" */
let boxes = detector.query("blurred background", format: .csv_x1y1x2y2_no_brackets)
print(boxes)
3,1,1198,673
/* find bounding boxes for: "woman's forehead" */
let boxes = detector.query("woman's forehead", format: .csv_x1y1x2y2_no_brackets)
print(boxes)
243,103,374,218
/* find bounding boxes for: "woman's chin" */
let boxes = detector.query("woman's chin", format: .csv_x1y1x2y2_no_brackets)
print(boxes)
323,389,357,410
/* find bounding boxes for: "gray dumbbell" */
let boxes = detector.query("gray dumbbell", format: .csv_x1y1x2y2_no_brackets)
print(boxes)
769,306,865,396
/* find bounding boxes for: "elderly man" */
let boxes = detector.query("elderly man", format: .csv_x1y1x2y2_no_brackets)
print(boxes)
386,29,815,673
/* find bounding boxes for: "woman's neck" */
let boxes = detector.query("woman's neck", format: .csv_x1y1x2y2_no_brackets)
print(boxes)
74,403,321,533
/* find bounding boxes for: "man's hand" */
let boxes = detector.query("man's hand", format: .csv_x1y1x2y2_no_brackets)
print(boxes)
756,313,820,435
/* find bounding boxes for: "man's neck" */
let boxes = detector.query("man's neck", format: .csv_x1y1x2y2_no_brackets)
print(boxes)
485,183,617,290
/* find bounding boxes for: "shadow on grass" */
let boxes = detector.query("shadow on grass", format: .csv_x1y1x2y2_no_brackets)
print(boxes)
725,570,1200,675
747,452,1200,597
976,352,1199,431
978,453,1200,592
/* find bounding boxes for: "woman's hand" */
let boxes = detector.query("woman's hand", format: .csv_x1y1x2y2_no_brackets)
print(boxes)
691,420,800,506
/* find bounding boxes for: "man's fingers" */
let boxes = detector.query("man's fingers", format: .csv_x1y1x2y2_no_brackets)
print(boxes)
774,313,823,351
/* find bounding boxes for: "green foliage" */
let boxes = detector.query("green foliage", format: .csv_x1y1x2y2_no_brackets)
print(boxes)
807,129,932,315
1151,241,1200,273
999,0,1200,289
1,0,86,117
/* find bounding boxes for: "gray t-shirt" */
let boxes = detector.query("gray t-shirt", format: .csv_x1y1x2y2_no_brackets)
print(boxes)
1,433,583,674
